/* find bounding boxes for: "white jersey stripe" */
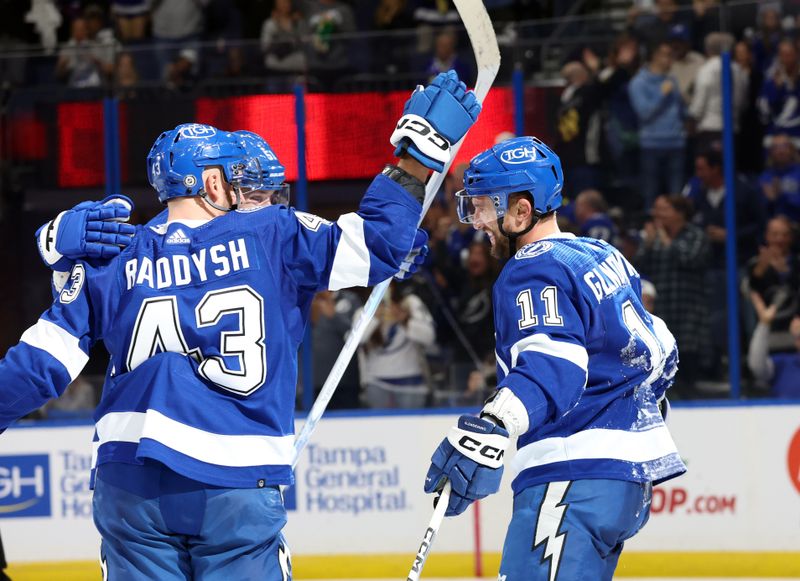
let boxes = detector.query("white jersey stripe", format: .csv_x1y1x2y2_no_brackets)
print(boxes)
329,212,370,290
94,410,295,468
20,318,88,381
511,425,681,478
510,333,589,373
495,350,509,379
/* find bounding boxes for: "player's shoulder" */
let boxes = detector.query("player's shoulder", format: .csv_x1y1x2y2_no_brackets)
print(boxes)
511,234,610,272
235,205,334,233
501,235,583,289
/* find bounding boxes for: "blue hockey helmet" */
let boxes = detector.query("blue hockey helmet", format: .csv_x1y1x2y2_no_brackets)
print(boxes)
146,123,248,205
456,136,564,225
234,130,291,208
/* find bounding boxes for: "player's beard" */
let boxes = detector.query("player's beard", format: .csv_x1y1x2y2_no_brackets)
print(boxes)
485,223,509,259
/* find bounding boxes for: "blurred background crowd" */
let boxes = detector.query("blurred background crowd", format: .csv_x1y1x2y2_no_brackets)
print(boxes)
2,0,800,418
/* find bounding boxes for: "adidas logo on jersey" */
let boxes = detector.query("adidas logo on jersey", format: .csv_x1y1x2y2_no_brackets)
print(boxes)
166,228,190,244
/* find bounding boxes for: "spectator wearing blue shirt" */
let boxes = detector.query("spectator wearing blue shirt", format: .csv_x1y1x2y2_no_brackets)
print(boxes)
758,39,800,152
574,189,618,245
748,301,800,398
759,133,800,224
629,40,687,211
749,5,783,74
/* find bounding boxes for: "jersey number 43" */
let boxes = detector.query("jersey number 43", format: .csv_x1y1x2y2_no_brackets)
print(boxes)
126,285,266,396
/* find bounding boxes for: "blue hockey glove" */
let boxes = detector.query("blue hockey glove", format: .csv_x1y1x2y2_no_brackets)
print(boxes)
424,415,509,517
36,195,135,271
395,228,429,280
391,70,481,172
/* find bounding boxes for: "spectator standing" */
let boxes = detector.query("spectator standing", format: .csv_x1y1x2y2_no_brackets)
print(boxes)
311,290,362,409
689,32,745,153
373,0,414,73
629,40,687,211
759,133,800,223
574,189,618,245
689,0,721,52
557,61,602,197
686,149,765,265
411,0,459,28
735,40,765,175
634,194,712,398
748,302,800,398
151,0,209,80
597,35,641,204
745,216,800,353
24,0,61,53
668,23,705,104
630,0,690,45
411,0,460,57
110,0,149,42
261,0,308,75
205,0,245,77
304,0,356,86
684,149,765,372
357,284,435,408
758,39,800,151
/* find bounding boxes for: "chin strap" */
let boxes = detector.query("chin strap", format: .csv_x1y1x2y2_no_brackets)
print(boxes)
497,215,537,258
199,188,241,213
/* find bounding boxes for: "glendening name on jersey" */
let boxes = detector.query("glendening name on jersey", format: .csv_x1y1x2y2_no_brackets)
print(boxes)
494,233,685,493
582,251,638,302
0,174,421,488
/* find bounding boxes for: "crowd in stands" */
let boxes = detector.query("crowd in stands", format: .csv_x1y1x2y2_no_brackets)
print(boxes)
5,0,800,417
310,0,800,409
1,0,539,91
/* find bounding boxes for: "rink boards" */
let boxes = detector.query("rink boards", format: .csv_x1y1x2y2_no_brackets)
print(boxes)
1,403,799,578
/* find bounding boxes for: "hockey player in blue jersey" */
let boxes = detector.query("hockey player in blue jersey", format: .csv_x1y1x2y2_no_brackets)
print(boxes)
424,136,685,581
1,71,480,580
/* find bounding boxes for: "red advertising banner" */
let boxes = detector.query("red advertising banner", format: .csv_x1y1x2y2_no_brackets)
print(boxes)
57,88,517,188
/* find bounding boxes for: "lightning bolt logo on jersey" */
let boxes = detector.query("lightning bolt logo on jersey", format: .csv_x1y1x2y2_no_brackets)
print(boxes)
0,174,422,488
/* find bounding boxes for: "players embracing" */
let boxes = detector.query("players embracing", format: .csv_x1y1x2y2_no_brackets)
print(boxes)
0,71,480,580
425,136,685,580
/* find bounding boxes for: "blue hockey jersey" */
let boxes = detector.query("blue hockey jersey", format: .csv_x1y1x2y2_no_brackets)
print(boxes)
493,233,685,494
0,174,421,487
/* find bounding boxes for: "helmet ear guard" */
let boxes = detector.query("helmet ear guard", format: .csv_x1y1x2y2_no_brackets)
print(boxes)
146,124,248,207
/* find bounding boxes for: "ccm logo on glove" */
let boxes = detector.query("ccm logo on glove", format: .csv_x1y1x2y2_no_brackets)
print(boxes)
458,435,505,461
395,115,448,152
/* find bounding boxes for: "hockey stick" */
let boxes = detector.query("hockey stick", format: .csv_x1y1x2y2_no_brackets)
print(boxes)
292,0,500,468
406,481,451,581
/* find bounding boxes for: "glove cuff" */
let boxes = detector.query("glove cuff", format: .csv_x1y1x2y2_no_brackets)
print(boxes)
390,114,451,170
481,387,530,437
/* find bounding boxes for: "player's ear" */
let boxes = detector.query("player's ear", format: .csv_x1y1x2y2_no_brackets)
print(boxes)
515,196,533,224
202,167,228,203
